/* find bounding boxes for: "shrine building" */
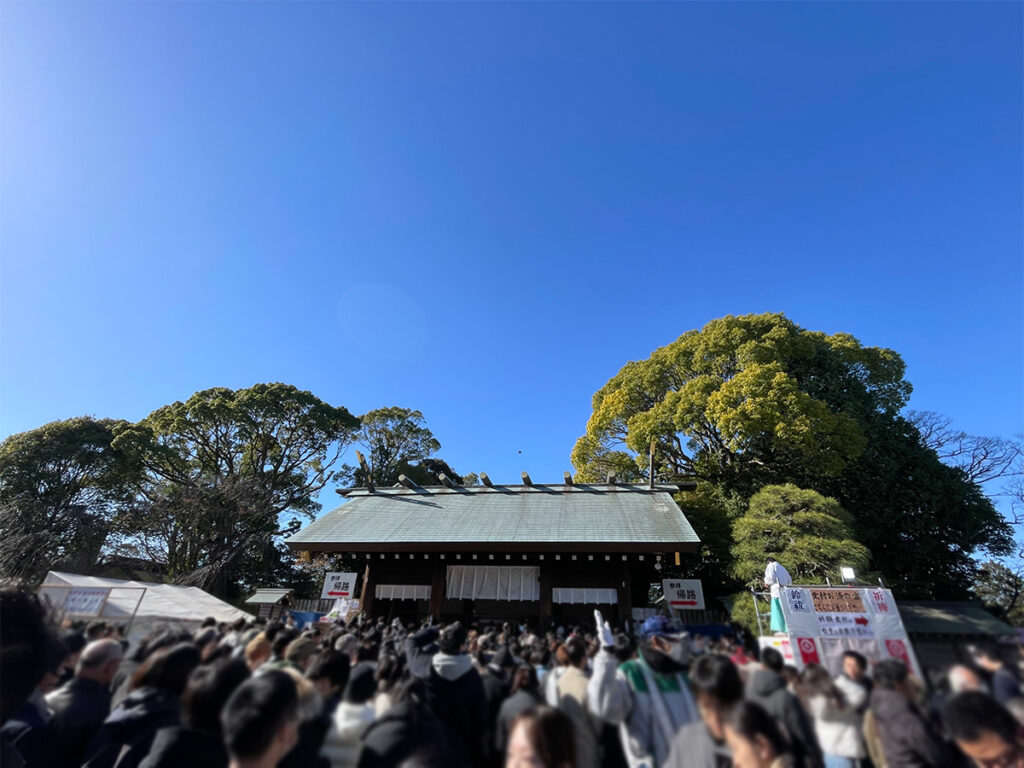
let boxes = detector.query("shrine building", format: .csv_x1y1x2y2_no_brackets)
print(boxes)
286,475,700,629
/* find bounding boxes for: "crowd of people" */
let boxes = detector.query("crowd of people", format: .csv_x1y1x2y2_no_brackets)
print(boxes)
1,586,1023,768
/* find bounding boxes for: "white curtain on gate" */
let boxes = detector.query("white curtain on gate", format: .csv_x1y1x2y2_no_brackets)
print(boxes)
375,584,431,600
552,587,618,605
445,565,540,601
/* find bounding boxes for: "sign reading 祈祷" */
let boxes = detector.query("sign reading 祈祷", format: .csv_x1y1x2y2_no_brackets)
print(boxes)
662,578,705,610
320,572,358,600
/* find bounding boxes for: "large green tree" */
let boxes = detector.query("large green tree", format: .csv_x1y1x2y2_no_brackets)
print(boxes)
350,407,476,488
111,383,359,597
573,313,1013,598
572,313,906,491
0,417,139,582
731,484,870,586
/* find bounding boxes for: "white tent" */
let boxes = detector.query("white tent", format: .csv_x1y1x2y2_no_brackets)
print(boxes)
40,571,251,644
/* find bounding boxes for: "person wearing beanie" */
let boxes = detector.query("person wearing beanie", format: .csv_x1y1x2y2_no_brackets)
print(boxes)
321,665,376,768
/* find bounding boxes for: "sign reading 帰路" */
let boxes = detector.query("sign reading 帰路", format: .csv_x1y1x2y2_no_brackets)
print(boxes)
662,578,705,610
321,572,358,600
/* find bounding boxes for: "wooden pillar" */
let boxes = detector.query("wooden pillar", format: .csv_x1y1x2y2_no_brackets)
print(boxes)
539,557,553,631
359,563,375,617
617,560,633,633
429,560,446,621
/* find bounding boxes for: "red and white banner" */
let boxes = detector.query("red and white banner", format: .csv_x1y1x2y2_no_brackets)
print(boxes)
796,637,821,665
884,638,911,666
778,586,921,678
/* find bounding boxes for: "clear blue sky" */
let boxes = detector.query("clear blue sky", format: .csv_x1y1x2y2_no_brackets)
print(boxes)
2,2,1021,512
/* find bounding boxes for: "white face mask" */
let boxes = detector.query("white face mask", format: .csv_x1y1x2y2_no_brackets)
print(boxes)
663,636,692,664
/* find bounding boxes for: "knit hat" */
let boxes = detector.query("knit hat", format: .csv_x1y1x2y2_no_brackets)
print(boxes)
343,663,377,704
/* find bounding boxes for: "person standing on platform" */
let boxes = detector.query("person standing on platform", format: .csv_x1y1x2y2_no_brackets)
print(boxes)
763,558,792,635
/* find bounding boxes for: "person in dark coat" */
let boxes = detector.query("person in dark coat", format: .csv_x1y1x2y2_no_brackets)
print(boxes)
869,659,951,768
1,634,69,768
481,646,516,763
55,632,88,688
496,665,542,759
138,656,249,768
745,647,822,768
110,629,191,709
45,638,123,768
357,678,449,768
973,642,1023,706
83,642,200,768
405,626,440,680
424,622,489,768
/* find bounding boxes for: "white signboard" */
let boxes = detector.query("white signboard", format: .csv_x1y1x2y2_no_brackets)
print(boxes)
321,572,358,600
63,588,110,616
662,579,705,610
778,586,921,677
321,598,360,623
758,635,795,665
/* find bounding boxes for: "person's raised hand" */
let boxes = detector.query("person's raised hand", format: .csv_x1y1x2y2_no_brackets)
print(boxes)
594,609,615,648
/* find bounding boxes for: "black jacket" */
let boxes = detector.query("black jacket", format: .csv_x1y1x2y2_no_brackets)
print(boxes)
424,657,489,768
870,688,951,768
279,716,330,768
0,698,48,768
357,699,450,768
404,628,440,680
46,676,113,768
83,687,181,768
137,726,227,768
480,667,509,764
746,668,822,768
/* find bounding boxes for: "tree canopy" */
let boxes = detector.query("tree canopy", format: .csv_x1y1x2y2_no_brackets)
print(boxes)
110,383,359,596
573,312,1013,599
0,417,139,582
731,484,870,586
973,560,1024,626
572,313,908,490
349,407,476,488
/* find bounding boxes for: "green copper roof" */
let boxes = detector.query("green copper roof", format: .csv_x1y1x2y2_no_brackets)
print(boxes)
245,588,292,605
899,601,1017,636
286,483,699,553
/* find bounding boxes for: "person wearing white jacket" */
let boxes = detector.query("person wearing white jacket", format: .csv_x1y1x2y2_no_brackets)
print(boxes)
321,664,376,768
799,664,866,768
587,611,699,768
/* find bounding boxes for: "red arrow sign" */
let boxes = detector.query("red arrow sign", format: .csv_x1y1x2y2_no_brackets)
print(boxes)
327,591,351,597
670,600,698,606
854,616,869,626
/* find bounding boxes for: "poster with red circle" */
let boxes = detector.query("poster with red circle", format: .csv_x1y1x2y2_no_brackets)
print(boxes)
797,637,821,665
885,638,910,665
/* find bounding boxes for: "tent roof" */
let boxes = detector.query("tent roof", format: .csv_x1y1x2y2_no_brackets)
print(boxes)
899,601,1017,636
286,482,700,553
41,571,251,623
245,588,292,605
